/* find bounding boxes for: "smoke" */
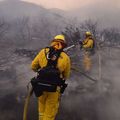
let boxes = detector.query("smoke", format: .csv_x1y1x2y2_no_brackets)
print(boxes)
96,48,120,120
57,47,120,120
22,0,120,10
21,0,120,28
1,37,120,120
0,44,120,120
0,0,120,28
70,0,120,28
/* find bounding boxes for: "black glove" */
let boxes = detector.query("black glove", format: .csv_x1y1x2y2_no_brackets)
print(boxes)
79,41,83,49
79,41,83,45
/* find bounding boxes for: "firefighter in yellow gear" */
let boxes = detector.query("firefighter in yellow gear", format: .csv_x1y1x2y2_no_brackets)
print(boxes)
80,31,94,71
31,34,71,120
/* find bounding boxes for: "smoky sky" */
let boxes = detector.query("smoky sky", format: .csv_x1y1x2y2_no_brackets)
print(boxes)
1,0,120,28
22,0,120,28
1,0,120,11
22,0,120,10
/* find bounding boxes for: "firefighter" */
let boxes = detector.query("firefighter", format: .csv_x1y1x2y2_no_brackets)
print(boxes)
31,34,71,120
80,31,94,71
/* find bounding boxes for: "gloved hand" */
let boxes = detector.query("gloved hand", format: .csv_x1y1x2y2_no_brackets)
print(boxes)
79,41,83,49
79,41,83,45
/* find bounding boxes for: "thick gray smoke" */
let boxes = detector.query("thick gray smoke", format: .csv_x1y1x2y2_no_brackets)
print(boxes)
1,44,120,120
57,47,120,120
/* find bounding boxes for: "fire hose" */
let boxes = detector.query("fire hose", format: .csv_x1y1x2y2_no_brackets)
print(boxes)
23,84,33,120
71,67,98,82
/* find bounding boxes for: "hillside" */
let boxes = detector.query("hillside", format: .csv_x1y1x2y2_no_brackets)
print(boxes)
0,0,66,22
0,0,67,49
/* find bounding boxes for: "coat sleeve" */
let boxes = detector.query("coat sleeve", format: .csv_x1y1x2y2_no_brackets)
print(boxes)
31,52,41,72
82,39,93,48
63,56,71,79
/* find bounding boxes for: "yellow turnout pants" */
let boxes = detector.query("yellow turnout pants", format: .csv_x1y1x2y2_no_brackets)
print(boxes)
38,90,60,120
83,51,91,71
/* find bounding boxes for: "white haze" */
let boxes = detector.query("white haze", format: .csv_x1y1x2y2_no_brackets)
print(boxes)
22,0,120,10
11,0,120,28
